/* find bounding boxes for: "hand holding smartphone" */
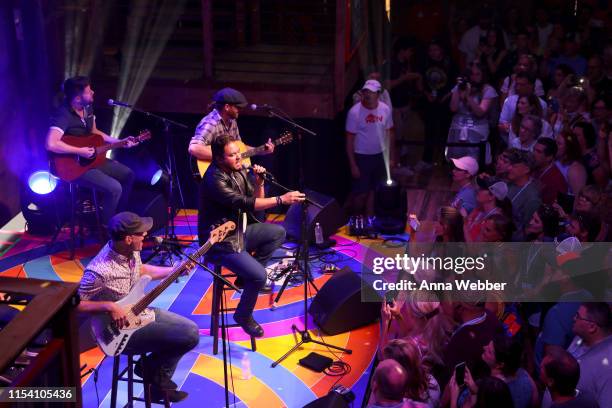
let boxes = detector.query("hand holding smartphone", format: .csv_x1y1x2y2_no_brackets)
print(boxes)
455,362,466,387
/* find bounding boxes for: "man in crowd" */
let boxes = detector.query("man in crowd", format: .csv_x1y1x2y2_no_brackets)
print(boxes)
505,149,541,240
533,137,568,205
450,156,478,214
345,79,395,216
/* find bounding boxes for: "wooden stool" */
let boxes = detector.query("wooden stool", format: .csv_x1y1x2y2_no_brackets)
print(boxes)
110,354,170,408
209,263,257,355
68,182,104,259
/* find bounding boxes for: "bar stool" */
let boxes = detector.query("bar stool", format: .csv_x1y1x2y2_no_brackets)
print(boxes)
67,182,104,259
110,353,170,408
209,263,257,355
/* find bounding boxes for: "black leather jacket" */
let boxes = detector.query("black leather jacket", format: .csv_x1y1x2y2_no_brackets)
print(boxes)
198,163,256,251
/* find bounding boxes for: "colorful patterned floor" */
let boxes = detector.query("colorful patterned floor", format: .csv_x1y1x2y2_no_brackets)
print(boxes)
0,210,389,408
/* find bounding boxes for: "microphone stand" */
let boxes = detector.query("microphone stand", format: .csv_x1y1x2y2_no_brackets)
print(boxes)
258,172,352,368
116,104,195,266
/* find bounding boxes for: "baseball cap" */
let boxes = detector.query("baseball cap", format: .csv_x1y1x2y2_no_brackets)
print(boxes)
477,176,508,200
109,212,153,237
450,156,479,176
556,236,582,266
212,87,248,108
362,79,382,93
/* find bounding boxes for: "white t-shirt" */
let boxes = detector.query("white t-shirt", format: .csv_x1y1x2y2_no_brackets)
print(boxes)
345,101,393,155
499,94,548,125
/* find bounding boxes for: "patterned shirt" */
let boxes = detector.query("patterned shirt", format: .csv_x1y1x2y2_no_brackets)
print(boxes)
190,108,241,147
78,242,154,320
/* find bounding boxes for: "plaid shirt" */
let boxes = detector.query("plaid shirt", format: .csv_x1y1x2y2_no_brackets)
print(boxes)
190,108,241,147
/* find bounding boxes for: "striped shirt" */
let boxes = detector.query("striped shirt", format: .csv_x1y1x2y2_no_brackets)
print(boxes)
190,108,241,147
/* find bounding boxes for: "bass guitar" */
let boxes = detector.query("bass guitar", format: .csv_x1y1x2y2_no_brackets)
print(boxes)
90,221,235,356
50,130,151,182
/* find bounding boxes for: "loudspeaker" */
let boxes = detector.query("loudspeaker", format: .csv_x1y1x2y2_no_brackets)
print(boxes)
283,189,346,242
128,188,169,233
374,181,407,234
308,267,380,335
302,392,350,408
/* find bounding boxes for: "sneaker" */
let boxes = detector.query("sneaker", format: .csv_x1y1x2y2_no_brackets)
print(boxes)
233,315,264,338
414,161,434,172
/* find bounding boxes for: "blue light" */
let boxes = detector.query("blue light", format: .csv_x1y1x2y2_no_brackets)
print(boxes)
150,169,163,186
28,171,58,195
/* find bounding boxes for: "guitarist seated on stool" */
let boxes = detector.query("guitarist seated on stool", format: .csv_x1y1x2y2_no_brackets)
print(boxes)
45,76,136,224
188,87,274,163
77,212,199,403
199,134,305,337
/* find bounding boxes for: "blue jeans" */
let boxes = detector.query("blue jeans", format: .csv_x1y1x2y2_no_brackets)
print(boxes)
207,222,286,320
75,159,135,223
124,308,199,386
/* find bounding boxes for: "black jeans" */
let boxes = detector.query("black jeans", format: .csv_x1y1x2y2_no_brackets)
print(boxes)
206,223,286,320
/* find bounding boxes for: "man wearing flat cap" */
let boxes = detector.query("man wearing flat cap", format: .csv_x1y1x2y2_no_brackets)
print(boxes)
77,212,199,403
505,148,542,241
188,87,274,162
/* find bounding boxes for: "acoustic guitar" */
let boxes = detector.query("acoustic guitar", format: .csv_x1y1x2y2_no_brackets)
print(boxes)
90,221,235,356
50,130,151,181
195,131,293,178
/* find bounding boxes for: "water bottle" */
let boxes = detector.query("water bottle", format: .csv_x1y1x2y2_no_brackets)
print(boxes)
315,222,324,245
241,352,252,380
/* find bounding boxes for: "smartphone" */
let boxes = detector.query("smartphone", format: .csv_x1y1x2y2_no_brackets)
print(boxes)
385,290,398,306
455,362,466,386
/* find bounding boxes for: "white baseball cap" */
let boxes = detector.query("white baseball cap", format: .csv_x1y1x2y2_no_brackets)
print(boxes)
362,79,382,93
451,156,479,176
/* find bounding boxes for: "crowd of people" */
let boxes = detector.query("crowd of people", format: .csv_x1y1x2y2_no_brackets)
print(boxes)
360,3,612,408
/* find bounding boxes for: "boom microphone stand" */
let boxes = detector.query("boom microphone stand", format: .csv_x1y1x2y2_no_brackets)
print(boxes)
116,104,195,265
254,107,352,366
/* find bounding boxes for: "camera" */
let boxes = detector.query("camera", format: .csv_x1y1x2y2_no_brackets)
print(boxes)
457,77,470,91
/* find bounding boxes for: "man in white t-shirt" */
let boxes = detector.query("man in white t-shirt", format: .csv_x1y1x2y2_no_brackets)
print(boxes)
345,79,395,216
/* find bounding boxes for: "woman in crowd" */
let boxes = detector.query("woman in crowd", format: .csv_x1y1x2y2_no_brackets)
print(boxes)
447,62,498,163
475,213,514,242
550,86,590,136
507,94,553,147
555,130,587,195
545,64,574,109
477,28,507,86
462,176,511,241
382,339,442,408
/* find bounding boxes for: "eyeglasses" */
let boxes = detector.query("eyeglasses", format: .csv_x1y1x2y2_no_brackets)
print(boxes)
574,312,599,325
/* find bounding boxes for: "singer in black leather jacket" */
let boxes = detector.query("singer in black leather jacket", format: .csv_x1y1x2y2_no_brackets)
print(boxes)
198,135,305,337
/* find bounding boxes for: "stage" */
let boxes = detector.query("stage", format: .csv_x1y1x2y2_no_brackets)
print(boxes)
0,210,391,407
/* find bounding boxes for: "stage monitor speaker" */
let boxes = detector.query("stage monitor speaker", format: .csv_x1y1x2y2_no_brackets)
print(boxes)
302,392,350,408
308,267,380,335
128,188,169,233
283,189,346,243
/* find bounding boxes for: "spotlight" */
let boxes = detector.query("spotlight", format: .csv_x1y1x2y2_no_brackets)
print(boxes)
21,171,66,235
28,171,58,195
150,169,163,186
373,180,407,235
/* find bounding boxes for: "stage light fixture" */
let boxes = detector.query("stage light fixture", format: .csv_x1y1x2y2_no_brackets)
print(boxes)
373,179,407,235
28,171,59,195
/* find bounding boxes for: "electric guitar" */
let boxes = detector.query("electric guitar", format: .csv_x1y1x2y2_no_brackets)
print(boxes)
50,130,151,182
90,221,235,356
195,131,293,178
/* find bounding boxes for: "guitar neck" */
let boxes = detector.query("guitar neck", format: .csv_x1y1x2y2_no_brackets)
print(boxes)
96,139,129,155
131,241,213,314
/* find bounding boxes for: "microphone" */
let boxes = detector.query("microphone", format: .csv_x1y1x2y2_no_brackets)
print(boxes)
248,103,274,111
242,163,274,180
107,99,132,108
152,236,183,246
